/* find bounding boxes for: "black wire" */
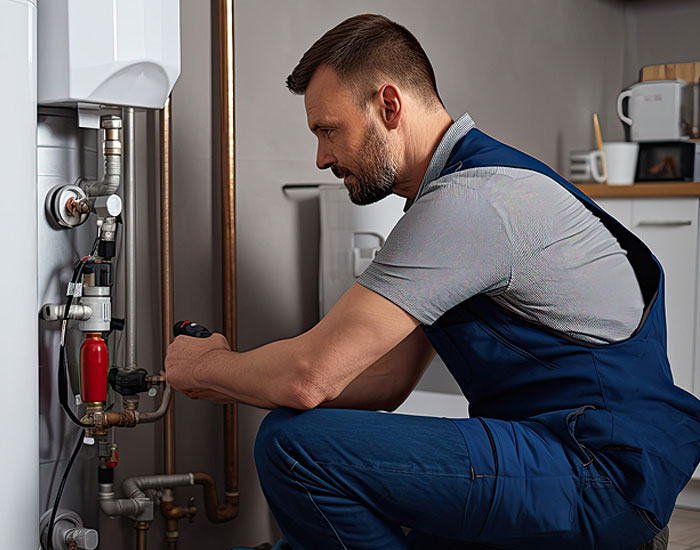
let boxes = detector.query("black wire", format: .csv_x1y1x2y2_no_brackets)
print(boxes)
48,237,105,545
46,431,84,550
57,235,101,427
58,347,86,427
58,257,91,428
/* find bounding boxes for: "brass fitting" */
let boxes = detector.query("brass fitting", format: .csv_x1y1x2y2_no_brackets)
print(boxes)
160,499,197,521
103,410,138,429
82,402,107,437
101,115,122,156
82,402,138,436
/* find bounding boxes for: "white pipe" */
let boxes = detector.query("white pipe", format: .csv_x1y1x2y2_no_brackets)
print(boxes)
41,304,93,322
0,1,38,548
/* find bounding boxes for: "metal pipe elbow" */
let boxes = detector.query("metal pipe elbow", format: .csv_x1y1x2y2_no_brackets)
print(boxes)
137,382,173,424
101,170,120,196
98,484,142,518
122,474,195,499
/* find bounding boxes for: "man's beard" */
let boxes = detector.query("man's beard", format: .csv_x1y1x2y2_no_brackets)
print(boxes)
331,124,397,205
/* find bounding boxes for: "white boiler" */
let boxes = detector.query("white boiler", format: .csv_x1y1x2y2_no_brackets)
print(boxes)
0,0,38,548
0,0,180,548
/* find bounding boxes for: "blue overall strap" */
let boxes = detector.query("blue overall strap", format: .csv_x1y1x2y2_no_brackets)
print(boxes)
424,127,700,525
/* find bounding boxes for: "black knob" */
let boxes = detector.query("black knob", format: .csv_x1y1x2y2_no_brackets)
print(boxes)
173,320,212,338
108,367,149,395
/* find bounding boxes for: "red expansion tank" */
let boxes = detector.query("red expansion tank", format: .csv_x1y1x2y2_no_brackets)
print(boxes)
80,332,109,403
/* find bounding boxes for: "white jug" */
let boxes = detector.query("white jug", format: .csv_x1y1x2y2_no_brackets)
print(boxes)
617,80,690,142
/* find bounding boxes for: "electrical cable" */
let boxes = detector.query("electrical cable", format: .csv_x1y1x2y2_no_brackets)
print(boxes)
46,431,84,550
58,258,90,427
57,237,100,428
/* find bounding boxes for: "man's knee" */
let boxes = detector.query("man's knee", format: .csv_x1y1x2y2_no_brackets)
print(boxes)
254,407,300,474
254,407,339,477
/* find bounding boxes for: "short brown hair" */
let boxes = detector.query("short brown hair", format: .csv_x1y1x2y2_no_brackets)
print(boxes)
286,14,443,107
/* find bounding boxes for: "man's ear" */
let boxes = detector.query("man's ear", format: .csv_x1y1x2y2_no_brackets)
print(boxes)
377,84,402,130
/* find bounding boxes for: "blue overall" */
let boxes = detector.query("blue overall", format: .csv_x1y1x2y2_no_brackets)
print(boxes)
254,130,700,550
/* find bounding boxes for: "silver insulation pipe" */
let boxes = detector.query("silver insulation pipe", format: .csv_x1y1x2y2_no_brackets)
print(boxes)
79,115,122,197
137,382,172,423
41,303,93,321
99,474,195,520
123,107,137,370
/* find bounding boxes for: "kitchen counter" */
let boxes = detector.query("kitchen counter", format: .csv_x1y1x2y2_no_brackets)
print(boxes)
574,182,700,198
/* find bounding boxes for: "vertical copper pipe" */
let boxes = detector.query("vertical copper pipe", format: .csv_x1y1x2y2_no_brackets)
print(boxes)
161,97,176,478
219,0,239,505
158,3,239,544
135,521,149,550
159,96,180,549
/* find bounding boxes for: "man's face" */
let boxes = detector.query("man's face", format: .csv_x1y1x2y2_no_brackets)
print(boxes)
305,66,397,205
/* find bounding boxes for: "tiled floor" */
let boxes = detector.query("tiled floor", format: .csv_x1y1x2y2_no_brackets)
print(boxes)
669,507,700,550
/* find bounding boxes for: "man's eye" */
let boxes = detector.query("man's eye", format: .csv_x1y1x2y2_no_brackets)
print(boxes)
323,129,334,139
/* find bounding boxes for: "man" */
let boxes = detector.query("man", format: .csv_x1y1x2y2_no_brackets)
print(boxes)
165,14,700,550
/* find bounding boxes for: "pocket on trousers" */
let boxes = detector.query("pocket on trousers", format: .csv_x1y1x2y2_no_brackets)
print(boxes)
476,473,578,543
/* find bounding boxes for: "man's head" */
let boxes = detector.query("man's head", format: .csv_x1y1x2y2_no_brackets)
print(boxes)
287,14,442,109
287,14,445,205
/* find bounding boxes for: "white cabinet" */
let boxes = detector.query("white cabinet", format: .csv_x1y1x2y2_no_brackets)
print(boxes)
596,198,699,395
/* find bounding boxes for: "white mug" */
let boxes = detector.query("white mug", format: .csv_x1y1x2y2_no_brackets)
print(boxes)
569,150,606,183
603,142,639,185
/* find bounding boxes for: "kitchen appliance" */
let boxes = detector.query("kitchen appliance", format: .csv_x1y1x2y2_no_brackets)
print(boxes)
635,141,700,182
617,80,694,141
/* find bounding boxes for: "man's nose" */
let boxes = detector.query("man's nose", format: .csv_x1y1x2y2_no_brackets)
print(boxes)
316,144,336,170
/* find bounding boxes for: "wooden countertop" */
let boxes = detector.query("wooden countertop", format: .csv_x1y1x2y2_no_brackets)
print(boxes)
574,182,700,198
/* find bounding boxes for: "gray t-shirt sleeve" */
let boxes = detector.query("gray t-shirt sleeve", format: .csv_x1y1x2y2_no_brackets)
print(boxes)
358,183,513,325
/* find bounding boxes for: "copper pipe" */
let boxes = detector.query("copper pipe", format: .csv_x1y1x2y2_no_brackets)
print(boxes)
219,0,240,512
158,2,240,546
135,521,149,550
159,96,180,549
165,517,179,550
192,472,239,523
161,96,176,478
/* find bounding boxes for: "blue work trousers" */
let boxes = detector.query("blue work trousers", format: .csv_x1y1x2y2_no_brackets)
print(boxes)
254,408,662,550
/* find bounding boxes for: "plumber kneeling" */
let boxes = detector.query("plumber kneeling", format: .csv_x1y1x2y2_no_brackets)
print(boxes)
165,14,699,550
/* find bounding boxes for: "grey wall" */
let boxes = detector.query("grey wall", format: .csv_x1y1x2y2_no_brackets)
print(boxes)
102,1,700,548
624,0,700,87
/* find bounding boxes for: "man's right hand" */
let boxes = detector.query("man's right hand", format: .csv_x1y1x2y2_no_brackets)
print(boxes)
165,332,232,399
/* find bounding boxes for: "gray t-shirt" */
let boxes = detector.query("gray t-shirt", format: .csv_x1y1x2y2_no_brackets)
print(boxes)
358,115,644,344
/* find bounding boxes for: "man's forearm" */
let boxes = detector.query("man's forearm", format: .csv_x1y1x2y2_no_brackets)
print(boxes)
320,327,434,411
166,284,422,410
197,338,321,409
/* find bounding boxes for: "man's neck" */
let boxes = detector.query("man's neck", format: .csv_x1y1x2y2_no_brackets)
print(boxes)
392,108,454,202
